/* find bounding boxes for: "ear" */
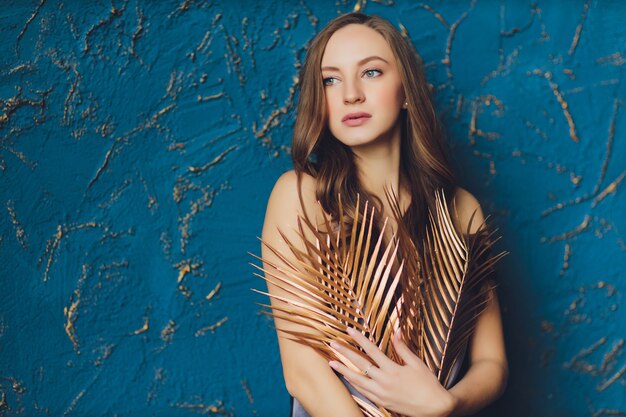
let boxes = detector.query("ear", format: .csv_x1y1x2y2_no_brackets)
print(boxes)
400,90,408,109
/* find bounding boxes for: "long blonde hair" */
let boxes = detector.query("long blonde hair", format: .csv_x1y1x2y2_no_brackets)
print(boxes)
292,12,457,251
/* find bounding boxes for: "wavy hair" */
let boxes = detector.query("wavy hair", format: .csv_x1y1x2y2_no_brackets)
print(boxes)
292,12,457,251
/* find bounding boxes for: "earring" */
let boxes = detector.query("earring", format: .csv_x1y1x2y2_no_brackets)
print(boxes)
403,101,408,109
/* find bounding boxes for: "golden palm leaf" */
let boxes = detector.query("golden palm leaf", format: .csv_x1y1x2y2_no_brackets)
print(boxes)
388,188,509,389
250,192,404,359
249,189,507,416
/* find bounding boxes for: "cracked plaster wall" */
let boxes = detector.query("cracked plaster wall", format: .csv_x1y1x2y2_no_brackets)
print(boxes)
0,0,625,416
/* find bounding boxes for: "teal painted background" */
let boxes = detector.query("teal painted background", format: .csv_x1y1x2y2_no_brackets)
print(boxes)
1,0,625,416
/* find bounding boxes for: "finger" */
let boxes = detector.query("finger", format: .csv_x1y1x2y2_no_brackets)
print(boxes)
329,360,383,397
391,329,421,368
347,327,394,369
346,378,385,408
330,341,371,373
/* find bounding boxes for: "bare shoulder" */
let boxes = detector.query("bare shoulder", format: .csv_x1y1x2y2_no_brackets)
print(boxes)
263,169,321,236
268,169,316,204
451,186,486,235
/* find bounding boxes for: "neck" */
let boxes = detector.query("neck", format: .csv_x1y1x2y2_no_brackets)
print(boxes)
350,123,407,212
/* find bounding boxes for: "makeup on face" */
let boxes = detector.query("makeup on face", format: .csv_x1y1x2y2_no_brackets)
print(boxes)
321,24,404,149
342,112,372,126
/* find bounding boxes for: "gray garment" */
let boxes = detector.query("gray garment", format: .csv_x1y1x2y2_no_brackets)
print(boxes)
289,345,467,416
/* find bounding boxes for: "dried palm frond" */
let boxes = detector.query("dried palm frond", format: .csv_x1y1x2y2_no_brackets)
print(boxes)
387,188,508,389
249,189,507,416
250,193,404,361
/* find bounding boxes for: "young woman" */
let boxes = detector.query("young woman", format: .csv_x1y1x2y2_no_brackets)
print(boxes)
260,12,508,417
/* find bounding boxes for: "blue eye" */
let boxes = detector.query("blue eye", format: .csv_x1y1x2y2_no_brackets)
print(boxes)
363,69,382,78
323,77,338,86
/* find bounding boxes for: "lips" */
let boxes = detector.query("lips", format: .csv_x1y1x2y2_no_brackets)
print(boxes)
342,112,371,122
342,113,371,127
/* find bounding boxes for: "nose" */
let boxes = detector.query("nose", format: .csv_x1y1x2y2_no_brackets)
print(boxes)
343,77,364,104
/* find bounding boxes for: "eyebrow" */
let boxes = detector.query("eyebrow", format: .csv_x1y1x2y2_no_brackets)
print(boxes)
321,55,389,72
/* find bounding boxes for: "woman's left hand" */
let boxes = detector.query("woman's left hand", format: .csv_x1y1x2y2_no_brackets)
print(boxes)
329,327,457,417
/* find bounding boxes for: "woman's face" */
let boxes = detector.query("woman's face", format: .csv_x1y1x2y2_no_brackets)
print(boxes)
321,24,405,150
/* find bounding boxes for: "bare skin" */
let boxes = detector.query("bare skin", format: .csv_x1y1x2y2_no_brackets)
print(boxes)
262,23,508,417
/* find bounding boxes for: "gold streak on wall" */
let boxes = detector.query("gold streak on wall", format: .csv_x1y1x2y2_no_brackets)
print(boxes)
195,317,228,336
206,281,222,301
241,379,254,404
541,215,591,243
64,289,81,354
133,317,149,335
161,320,176,341
592,171,626,208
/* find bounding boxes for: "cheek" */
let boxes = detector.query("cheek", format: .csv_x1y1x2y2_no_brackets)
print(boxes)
377,85,403,107
325,92,339,113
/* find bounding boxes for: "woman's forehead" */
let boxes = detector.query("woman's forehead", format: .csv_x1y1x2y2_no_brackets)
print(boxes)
321,24,393,67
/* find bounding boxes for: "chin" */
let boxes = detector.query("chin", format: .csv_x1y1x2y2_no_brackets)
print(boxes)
335,136,382,149
331,122,398,147
335,130,395,148
330,128,370,146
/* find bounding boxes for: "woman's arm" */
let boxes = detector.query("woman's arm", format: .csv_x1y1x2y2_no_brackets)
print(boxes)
447,187,509,416
447,289,508,416
261,170,365,417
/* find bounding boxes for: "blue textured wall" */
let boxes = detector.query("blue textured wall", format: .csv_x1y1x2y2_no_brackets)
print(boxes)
1,0,625,416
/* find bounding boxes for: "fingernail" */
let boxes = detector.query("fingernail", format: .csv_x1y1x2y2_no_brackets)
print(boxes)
329,361,337,368
330,341,340,349
346,327,354,335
